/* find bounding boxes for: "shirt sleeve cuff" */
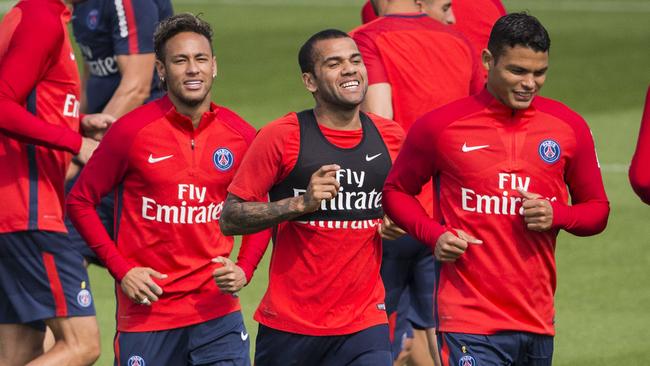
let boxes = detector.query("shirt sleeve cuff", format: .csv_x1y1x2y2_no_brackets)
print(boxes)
551,200,571,229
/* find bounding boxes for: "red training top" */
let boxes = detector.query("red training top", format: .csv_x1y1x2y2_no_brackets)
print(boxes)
0,0,83,233
452,0,507,79
629,86,650,204
230,112,404,336
67,96,267,332
351,13,484,132
384,88,610,336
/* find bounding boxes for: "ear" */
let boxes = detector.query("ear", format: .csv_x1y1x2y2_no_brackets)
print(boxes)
155,59,166,81
302,72,317,93
212,56,218,78
481,48,493,72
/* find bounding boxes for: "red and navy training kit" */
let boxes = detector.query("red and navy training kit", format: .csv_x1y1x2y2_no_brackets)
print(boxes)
0,0,95,326
66,0,173,265
67,96,267,365
384,88,610,366
229,110,404,365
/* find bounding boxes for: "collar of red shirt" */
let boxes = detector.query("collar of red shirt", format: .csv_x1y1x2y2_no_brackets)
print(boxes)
158,95,220,132
476,87,538,121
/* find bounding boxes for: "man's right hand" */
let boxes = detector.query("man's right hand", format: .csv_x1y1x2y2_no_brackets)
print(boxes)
300,164,341,213
120,267,168,306
434,229,482,262
76,137,99,165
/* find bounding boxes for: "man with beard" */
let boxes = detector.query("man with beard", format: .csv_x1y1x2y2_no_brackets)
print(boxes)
67,13,263,365
217,29,404,365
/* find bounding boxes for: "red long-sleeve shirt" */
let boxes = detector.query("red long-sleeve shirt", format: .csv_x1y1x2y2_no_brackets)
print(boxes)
0,0,83,234
384,88,609,335
67,96,269,332
629,86,650,204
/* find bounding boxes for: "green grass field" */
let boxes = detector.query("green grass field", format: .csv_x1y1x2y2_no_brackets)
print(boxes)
4,0,649,363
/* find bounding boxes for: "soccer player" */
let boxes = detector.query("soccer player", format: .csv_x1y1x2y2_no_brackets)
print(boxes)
0,0,113,364
65,0,173,266
629,86,650,204
451,0,507,79
67,13,260,365
352,1,482,364
384,13,610,366
218,29,404,365
72,0,173,117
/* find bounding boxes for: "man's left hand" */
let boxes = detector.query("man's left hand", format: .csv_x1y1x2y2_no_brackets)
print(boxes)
212,256,247,294
379,215,406,240
518,188,553,232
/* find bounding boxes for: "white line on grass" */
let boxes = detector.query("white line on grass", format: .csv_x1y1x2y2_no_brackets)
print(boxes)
601,163,629,173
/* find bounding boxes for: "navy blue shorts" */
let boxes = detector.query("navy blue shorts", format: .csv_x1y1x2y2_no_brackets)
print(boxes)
387,289,414,360
65,173,114,266
439,332,553,366
254,324,392,366
115,311,250,366
381,235,436,334
0,231,96,325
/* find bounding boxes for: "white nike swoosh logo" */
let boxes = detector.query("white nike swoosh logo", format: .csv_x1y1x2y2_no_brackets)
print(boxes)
240,331,249,341
365,153,382,161
461,143,490,153
148,154,173,163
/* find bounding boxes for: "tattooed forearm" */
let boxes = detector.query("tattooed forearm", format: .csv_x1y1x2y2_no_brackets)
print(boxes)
219,193,307,235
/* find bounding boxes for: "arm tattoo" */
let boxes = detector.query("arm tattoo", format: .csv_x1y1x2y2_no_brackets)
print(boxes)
219,193,306,235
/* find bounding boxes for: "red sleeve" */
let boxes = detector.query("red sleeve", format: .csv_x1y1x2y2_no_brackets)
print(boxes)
352,28,389,84
0,6,82,153
629,86,650,204
547,111,610,236
66,117,141,281
228,115,299,201
237,229,272,283
361,0,377,24
383,115,447,247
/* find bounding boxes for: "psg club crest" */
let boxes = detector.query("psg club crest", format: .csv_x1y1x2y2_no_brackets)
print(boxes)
127,355,145,366
459,355,476,366
538,139,561,164
213,148,234,171
86,9,99,30
76,289,92,307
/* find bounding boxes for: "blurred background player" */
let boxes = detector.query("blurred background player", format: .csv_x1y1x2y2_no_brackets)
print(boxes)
67,13,263,365
218,29,404,365
65,0,173,267
451,0,506,79
351,0,483,364
629,86,650,204
384,13,609,366
0,0,113,364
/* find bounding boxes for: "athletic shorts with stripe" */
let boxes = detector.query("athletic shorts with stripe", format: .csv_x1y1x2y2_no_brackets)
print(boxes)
0,231,96,326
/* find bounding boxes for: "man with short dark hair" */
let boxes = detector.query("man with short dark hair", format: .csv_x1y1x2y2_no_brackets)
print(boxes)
67,13,261,365
218,29,403,365
384,13,610,365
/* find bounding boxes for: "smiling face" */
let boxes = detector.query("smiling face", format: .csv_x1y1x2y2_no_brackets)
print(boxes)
156,31,216,109
302,37,367,110
484,45,549,110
